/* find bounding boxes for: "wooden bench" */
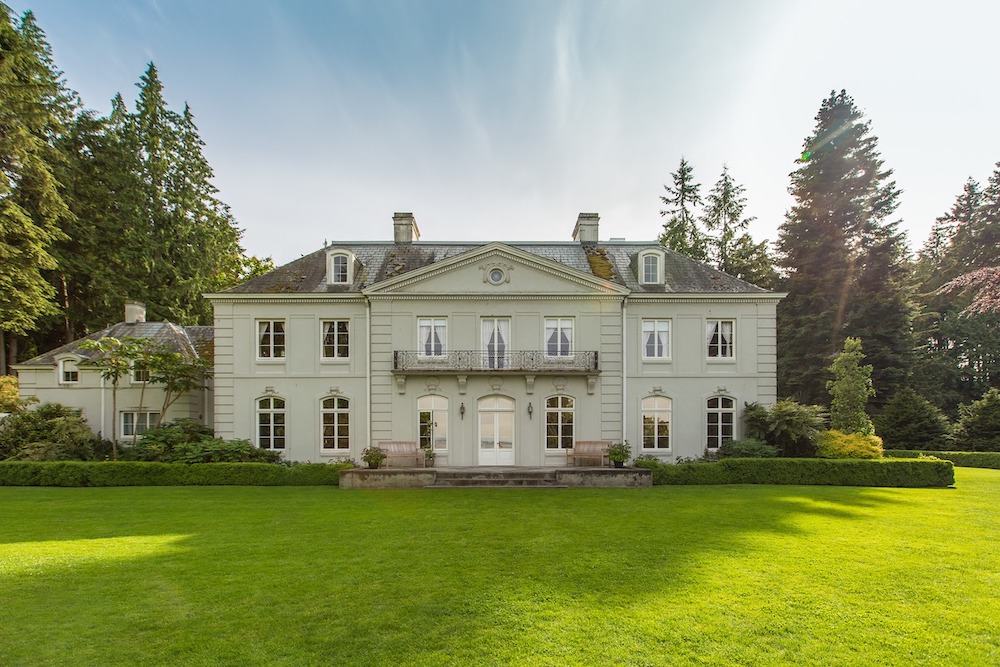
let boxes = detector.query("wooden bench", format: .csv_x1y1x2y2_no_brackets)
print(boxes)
378,441,425,468
566,440,612,467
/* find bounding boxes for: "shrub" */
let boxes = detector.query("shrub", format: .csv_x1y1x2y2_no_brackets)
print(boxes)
743,400,827,457
953,388,1000,452
0,375,32,413
876,388,952,450
7,441,95,462
119,419,282,463
635,457,953,488
0,403,99,460
0,460,354,487
717,438,779,459
815,430,884,459
885,450,1000,470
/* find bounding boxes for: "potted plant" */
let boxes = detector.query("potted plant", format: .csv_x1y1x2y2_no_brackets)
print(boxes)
361,445,387,469
422,447,436,468
607,441,631,468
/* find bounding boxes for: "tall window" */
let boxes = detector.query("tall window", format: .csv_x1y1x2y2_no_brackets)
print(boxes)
330,254,349,283
258,320,286,359
545,396,575,449
545,318,573,357
642,320,671,359
418,395,449,451
707,320,735,358
482,318,510,369
642,254,661,284
641,396,671,450
706,396,735,450
60,359,79,383
257,396,286,450
321,320,349,359
418,318,446,356
122,411,160,437
321,397,350,451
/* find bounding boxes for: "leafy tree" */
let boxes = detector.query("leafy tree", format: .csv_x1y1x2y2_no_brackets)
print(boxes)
0,374,29,412
659,157,709,262
940,267,1000,315
79,336,151,452
777,90,911,406
827,337,875,435
149,349,211,425
701,165,777,288
954,388,1000,452
875,387,951,450
0,7,75,372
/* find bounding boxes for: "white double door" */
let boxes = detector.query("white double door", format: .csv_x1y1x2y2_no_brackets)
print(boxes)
478,395,514,466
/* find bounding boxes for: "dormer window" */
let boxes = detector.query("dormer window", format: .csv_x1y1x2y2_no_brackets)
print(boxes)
639,250,664,285
327,250,355,285
59,358,80,384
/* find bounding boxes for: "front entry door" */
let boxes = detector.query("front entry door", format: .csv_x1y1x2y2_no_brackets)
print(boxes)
478,395,515,465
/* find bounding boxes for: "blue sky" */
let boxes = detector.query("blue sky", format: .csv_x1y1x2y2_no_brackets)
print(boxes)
15,0,1000,265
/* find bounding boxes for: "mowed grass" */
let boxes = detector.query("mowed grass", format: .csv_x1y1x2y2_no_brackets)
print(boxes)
0,469,997,666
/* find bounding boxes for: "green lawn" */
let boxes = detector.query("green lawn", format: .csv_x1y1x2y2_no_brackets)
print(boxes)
0,469,996,666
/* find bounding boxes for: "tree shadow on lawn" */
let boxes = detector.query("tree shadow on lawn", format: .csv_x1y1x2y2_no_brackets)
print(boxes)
0,483,934,665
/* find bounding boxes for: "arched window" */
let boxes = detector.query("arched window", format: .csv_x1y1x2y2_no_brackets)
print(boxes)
706,396,735,450
257,396,286,450
327,250,355,285
417,395,448,451
321,396,350,450
545,396,575,449
638,250,663,284
641,396,671,450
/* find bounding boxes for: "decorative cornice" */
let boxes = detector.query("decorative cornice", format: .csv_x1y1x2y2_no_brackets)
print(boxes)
204,293,367,303
367,293,625,301
627,293,786,304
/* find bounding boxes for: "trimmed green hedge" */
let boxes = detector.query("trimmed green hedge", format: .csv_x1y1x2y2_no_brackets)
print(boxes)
885,450,1000,470
0,461,351,487
634,457,954,487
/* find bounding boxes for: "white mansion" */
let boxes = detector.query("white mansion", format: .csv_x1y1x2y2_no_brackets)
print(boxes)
17,212,782,466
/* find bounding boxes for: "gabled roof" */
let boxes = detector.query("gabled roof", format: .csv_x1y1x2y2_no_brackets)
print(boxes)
15,322,214,368
220,240,770,296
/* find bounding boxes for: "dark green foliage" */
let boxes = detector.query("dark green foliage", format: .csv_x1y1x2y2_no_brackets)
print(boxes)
717,438,779,458
0,460,354,486
743,400,827,457
827,337,875,434
121,418,280,463
885,450,1000,469
953,388,1000,451
876,388,952,450
777,90,912,406
0,402,97,459
637,457,952,487
659,157,708,262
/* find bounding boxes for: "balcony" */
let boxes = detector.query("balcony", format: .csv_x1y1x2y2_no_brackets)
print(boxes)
392,350,599,374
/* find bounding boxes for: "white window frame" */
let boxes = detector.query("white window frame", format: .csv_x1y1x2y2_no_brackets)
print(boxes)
641,396,672,451
544,318,574,357
706,396,736,451
321,396,350,451
131,362,151,384
641,319,671,360
544,395,575,450
59,358,80,384
639,250,664,285
257,320,286,360
328,251,354,285
418,395,449,451
320,320,350,359
706,319,736,360
121,411,160,438
417,318,447,357
256,396,286,450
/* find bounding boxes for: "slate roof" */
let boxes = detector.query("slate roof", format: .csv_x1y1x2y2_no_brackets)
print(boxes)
17,322,214,367
225,240,770,295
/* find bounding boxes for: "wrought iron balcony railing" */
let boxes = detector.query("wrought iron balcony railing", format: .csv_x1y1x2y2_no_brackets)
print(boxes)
393,350,599,374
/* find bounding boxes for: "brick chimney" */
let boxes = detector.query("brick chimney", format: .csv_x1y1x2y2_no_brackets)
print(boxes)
572,212,600,243
393,212,421,244
124,301,146,324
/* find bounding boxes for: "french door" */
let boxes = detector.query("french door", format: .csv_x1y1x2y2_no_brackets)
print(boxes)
478,395,515,465
482,318,510,370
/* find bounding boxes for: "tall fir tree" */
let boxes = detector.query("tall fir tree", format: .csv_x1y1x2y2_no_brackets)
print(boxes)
0,6,74,372
776,90,912,406
658,157,709,262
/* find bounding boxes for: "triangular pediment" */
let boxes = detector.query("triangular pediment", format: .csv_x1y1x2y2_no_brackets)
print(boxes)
364,242,628,296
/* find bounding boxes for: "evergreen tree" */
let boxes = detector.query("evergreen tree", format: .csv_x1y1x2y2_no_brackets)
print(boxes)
827,337,875,435
0,6,74,373
659,157,709,262
875,387,951,450
776,90,911,405
701,165,777,289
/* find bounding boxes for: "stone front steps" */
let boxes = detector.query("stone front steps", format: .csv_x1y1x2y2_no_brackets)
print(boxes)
339,466,651,489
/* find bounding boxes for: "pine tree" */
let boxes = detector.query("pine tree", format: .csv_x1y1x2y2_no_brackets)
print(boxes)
776,90,911,406
0,7,74,372
659,157,709,262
